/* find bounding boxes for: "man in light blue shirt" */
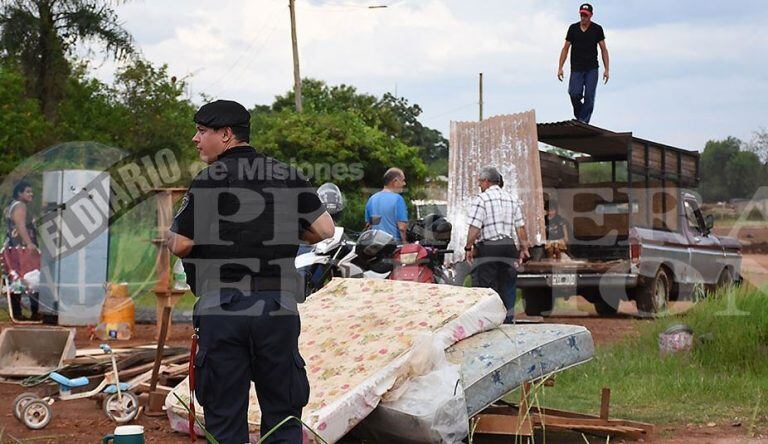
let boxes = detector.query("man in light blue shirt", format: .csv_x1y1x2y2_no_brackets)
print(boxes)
364,168,408,242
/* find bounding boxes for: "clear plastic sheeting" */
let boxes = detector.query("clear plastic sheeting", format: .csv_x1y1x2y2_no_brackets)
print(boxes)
356,333,469,444
447,111,546,262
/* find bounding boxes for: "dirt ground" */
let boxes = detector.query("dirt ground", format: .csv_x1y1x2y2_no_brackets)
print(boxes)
1,258,766,443
0,323,194,443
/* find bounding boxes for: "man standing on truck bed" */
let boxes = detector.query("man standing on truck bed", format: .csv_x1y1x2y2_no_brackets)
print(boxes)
464,167,529,323
557,3,610,124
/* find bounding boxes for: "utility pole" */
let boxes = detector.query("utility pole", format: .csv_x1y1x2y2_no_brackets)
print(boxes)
289,0,303,113
478,72,483,121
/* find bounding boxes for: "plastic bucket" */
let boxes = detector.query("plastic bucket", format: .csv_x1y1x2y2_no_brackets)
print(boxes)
100,283,135,336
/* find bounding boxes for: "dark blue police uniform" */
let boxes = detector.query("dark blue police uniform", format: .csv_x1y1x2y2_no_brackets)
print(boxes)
172,141,324,443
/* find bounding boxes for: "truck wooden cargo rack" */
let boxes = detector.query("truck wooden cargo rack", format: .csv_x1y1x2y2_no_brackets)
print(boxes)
536,120,700,231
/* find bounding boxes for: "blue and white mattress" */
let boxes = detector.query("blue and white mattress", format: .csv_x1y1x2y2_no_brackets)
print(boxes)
446,323,595,416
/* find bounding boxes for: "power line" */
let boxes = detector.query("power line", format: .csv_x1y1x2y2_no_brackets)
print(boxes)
423,102,477,122
202,4,288,93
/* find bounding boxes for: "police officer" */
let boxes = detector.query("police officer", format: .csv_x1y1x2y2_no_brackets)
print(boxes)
166,100,335,443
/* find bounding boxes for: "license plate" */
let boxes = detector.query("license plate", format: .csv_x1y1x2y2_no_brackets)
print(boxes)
551,274,576,287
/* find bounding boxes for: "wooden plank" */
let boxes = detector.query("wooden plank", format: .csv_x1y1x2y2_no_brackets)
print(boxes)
681,155,697,177
600,388,611,419
479,406,653,437
531,410,654,432
665,150,678,174
648,146,662,170
631,142,646,169
119,353,188,379
149,306,172,393
490,401,655,430
473,414,533,436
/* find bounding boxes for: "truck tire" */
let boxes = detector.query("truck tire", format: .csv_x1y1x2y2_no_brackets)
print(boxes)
522,288,553,316
581,289,619,316
593,297,619,316
634,267,671,317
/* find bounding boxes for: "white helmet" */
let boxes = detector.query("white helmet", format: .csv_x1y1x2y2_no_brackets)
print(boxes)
317,183,345,215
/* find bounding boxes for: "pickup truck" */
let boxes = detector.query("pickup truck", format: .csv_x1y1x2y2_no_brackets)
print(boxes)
517,121,742,316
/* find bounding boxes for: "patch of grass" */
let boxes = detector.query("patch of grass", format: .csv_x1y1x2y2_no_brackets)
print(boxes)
520,286,768,426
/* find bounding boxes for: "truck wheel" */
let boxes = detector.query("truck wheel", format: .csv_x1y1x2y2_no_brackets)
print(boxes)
717,269,733,287
634,267,671,317
593,297,619,316
522,288,553,316
705,268,733,295
582,289,619,316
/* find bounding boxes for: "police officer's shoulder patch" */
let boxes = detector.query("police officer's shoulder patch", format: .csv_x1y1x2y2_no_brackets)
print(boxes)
175,194,190,219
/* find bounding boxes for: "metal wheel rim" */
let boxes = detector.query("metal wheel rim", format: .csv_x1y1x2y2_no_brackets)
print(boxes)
654,275,668,310
105,392,138,422
23,401,51,428
13,393,38,420
691,282,706,302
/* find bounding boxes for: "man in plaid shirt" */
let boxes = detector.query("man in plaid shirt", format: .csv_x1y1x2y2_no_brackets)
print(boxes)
464,167,529,323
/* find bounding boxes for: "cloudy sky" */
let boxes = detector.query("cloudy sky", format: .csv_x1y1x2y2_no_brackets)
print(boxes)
89,0,767,151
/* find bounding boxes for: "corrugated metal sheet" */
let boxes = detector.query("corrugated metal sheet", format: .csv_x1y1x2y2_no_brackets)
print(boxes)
447,111,546,261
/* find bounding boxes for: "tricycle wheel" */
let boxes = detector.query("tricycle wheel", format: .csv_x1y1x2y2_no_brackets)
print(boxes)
22,399,52,429
103,391,139,423
522,288,553,316
13,392,39,421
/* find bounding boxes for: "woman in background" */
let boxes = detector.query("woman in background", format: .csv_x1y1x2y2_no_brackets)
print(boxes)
4,180,40,320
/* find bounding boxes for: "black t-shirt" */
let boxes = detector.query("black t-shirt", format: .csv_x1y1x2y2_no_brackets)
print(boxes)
565,22,605,72
171,146,325,302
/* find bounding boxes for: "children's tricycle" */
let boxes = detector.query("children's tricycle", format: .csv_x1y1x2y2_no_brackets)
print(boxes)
13,344,139,429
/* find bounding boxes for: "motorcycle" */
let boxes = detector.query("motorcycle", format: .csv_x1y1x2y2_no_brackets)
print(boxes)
389,243,453,284
389,214,455,284
295,228,396,297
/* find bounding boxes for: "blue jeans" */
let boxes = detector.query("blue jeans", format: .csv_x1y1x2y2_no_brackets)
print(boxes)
568,68,598,123
503,267,517,323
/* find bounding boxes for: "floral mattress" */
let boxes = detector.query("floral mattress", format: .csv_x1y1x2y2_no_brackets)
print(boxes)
445,323,595,416
166,278,505,443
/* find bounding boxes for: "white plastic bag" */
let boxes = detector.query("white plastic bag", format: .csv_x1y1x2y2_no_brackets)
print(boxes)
358,333,469,443
22,269,40,292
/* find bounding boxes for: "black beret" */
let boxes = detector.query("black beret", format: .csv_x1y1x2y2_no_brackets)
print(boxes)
193,100,250,129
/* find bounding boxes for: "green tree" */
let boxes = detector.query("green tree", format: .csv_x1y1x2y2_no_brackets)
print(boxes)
112,59,196,158
0,0,134,120
252,81,431,229
272,79,448,176
747,127,768,163
0,62,49,175
725,151,765,199
377,92,448,173
699,137,741,202
55,62,122,146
